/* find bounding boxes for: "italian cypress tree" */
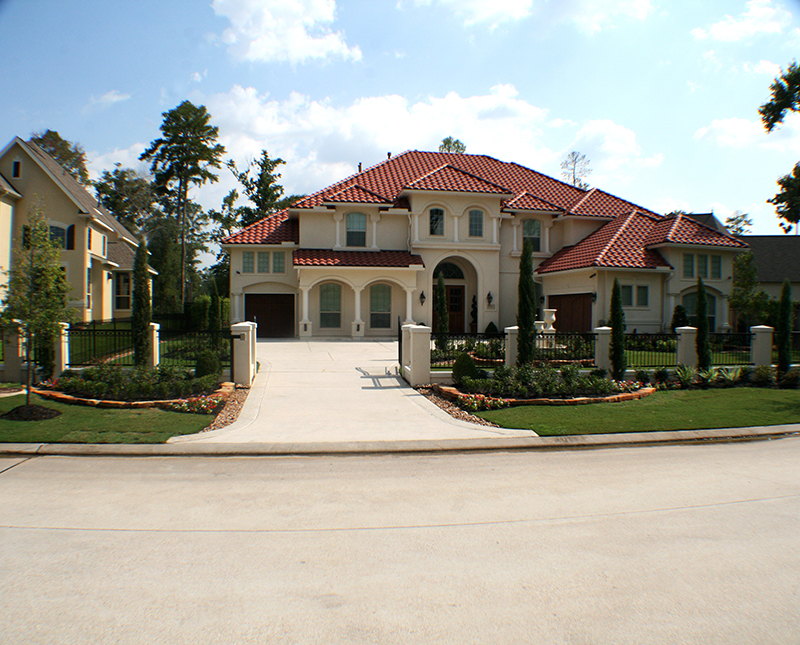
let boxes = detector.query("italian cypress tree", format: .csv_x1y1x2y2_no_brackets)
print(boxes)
517,239,535,365
434,272,448,351
609,279,627,380
776,279,793,376
132,237,152,366
695,277,711,370
209,277,222,333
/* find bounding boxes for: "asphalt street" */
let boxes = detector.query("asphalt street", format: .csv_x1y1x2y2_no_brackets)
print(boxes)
1,439,799,644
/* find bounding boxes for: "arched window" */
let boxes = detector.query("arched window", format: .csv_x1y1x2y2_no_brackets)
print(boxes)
370,284,391,328
320,283,341,328
523,219,541,252
433,262,464,280
346,213,366,247
429,208,444,236
683,292,717,331
469,209,483,237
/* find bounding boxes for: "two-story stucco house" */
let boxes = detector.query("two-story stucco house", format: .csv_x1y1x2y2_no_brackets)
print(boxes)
223,150,747,338
0,137,144,322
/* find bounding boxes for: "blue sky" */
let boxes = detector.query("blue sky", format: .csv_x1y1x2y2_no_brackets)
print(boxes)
1,0,798,239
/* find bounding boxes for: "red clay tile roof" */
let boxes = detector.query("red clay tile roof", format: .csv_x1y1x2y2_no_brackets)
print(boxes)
404,164,511,195
644,212,748,249
293,249,424,268
222,211,298,245
290,151,625,216
324,184,392,204
567,187,655,219
536,211,672,274
504,191,562,212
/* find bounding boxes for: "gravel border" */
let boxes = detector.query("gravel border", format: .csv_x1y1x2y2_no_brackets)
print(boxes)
415,385,500,427
202,385,250,432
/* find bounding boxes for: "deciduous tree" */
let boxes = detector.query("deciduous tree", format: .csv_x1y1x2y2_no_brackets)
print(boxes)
29,130,90,186
728,251,769,330
724,210,753,236
439,137,466,154
94,164,156,233
1,205,73,407
760,61,800,233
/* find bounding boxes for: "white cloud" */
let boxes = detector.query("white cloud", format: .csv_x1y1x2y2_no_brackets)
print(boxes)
701,50,722,72
404,0,535,27
694,117,764,148
742,59,781,76
567,119,663,185
404,0,652,31
691,0,792,42
86,143,151,182
211,0,361,64
84,90,131,113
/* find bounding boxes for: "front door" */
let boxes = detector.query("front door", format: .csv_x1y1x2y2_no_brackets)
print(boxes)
432,285,466,333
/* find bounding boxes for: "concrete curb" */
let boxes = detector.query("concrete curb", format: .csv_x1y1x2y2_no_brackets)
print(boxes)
1,425,798,457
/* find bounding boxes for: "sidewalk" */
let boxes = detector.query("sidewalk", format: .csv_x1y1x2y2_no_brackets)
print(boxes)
1,339,798,456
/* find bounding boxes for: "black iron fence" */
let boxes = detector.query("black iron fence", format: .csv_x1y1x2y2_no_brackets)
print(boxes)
535,332,596,365
709,332,752,366
68,328,135,367
430,332,505,368
158,330,232,371
624,333,678,368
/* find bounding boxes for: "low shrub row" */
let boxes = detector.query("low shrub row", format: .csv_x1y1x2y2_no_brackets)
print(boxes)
43,364,221,401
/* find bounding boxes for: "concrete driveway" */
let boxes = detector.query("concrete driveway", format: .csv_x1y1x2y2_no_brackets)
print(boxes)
173,339,533,444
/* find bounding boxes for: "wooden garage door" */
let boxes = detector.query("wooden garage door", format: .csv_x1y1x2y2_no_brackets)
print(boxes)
548,293,593,333
245,294,295,338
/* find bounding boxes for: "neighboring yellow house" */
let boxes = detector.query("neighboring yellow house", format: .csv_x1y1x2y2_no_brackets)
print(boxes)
0,137,142,322
223,150,748,337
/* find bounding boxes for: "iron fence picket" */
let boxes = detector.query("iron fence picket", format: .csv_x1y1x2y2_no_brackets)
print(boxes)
709,332,751,366
430,332,505,368
624,333,678,368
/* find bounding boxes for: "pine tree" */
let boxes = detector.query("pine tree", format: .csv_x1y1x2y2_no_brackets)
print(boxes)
696,278,711,370
609,279,627,380
132,237,151,366
517,239,535,365
776,280,793,376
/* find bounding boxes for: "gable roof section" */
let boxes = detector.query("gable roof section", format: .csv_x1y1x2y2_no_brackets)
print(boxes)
739,235,800,283
293,249,424,268
324,184,393,205
4,137,138,246
289,151,653,218
403,164,512,195
537,211,672,274
0,173,21,199
504,191,563,212
644,212,747,249
222,211,299,245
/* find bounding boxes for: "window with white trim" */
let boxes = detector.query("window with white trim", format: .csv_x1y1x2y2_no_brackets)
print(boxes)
523,219,541,252
683,291,717,330
429,208,444,236
683,253,722,279
370,284,391,328
621,285,649,308
49,225,66,248
257,252,270,273
86,268,92,309
346,213,367,247
12,160,21,179
468,209,483,237
242,251,254,273
272,251,285,273
115,273,131,310
320,283,341,328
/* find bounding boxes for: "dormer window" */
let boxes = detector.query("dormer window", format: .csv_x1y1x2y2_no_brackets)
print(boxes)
12,160,21,179
523,219,541,252
346,213,366,247
469,209,484,237
429,208,444,236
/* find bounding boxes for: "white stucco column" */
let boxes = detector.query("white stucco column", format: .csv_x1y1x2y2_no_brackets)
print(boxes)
543,218,554,254
53,322,70,377
351,287,365,337
299,287,312,337
149,322,160,369
452,213,461,243
504,326,519,367
232,292,243,323
370,213,380,249
413,214,420,243
750,325,774,367
492,216,499,245
676,326,698,366
404,288,415,323
333,212,343,248
594,326,612,373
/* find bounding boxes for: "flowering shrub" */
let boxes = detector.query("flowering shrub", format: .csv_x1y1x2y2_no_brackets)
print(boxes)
456,393,510,412
613,380,645,393
165,395,225,415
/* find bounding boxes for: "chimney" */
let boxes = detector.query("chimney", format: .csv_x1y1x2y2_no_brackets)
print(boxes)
358,162,362,172
387,152,391,159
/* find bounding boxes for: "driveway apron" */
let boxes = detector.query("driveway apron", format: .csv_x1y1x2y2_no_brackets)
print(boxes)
176,339,532,444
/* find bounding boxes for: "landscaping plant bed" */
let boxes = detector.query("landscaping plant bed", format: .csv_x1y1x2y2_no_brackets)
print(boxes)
33,382,235,411
434,383,656,407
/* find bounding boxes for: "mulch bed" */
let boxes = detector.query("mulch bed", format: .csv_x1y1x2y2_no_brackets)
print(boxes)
2,404,61,421
202,385,250,432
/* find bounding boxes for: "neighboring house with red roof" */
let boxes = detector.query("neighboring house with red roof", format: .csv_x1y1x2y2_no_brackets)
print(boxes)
0,137,146,322
223,150,747,337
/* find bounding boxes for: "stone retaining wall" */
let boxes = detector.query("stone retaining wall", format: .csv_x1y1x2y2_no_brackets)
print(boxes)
434,384,656,406
32,383,235,410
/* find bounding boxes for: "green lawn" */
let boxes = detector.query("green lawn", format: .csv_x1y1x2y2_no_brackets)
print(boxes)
478,388,800,436
0,393,213,443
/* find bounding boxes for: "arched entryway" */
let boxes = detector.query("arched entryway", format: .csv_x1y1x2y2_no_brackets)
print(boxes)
431,258,479,333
